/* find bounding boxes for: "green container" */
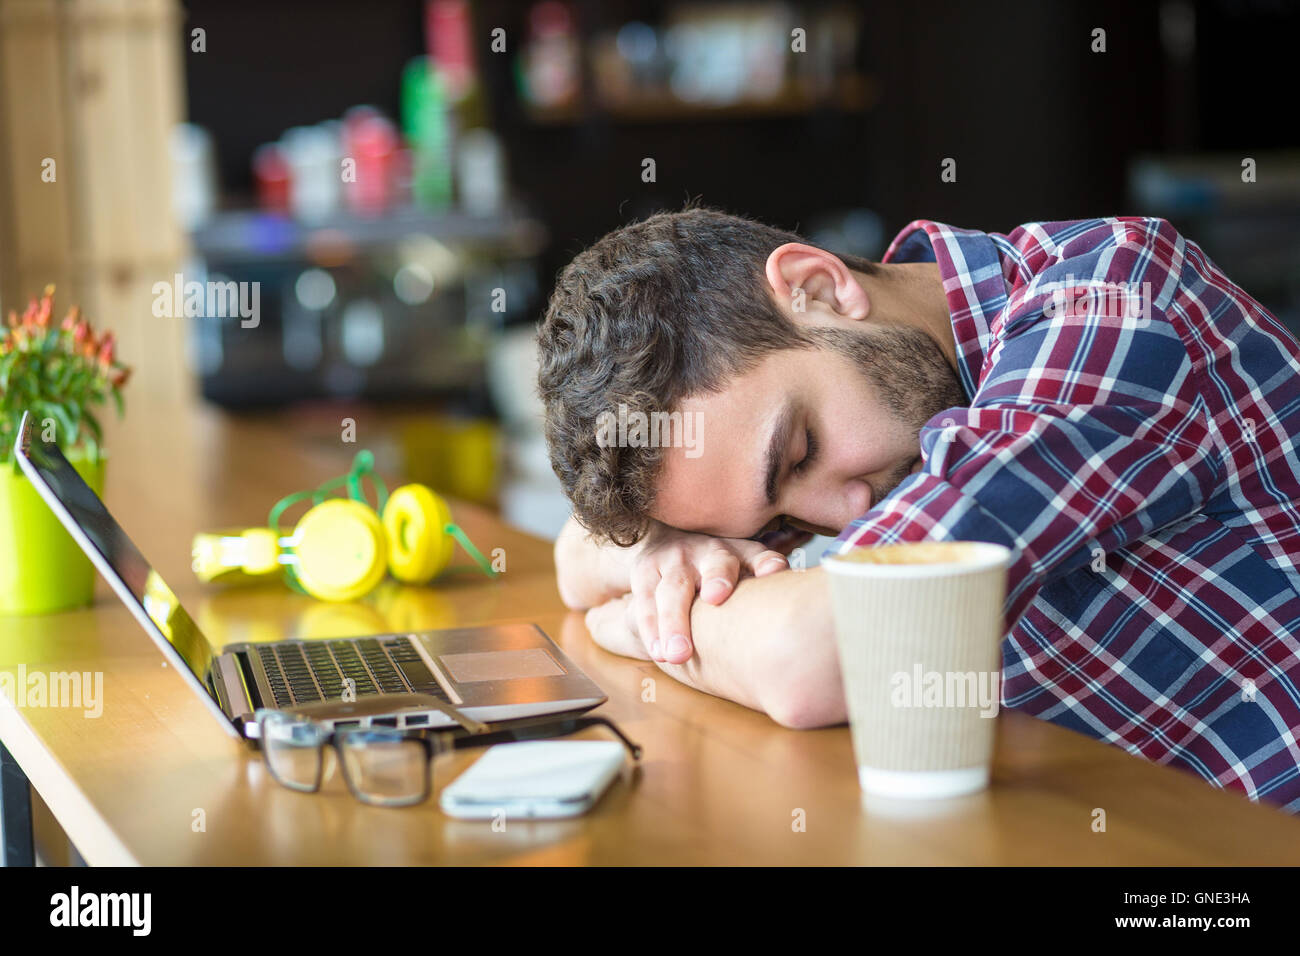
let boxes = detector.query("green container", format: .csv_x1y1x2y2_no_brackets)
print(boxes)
0,453,105,614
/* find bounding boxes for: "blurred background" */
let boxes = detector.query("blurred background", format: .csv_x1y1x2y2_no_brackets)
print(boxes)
1,0,1297,543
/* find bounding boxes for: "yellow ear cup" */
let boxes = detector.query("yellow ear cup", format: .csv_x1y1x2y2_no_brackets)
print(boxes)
292,499,389,602
382,484,454,584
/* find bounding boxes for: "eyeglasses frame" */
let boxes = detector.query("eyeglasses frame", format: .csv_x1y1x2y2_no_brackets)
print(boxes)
251,707,642,808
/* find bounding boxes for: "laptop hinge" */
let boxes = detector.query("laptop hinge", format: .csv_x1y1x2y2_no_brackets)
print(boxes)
214,653,255,724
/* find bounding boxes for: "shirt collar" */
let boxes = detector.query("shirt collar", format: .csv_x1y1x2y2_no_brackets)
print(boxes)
881,220,1010,400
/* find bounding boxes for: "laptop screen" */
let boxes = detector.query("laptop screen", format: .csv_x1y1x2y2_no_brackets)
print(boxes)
16,419,216,688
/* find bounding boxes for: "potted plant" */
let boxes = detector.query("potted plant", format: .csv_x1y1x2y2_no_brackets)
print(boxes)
0,285,131,614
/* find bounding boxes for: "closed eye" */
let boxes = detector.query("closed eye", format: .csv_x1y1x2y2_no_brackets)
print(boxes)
792,428,818,475
752,426,818,539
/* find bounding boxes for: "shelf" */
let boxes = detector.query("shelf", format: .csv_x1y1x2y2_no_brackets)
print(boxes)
524,75,877,126
190,206,548,263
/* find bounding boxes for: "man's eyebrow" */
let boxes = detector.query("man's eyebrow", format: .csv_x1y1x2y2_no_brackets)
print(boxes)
763,401,798,508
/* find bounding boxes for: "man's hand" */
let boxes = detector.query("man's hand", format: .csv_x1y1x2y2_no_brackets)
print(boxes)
583,594,645,660
557,513,814,666
586,567,846,729
627,522,810,666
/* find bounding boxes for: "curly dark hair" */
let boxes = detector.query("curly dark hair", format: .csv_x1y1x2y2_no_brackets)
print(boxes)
536,205,877,547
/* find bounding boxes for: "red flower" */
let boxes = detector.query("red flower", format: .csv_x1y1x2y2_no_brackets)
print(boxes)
97,331,115,367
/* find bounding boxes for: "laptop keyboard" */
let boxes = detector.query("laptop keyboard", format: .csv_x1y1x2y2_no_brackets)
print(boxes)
256,637,450,708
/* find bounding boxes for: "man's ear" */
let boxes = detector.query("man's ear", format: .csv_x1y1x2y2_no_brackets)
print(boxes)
765,242,871,321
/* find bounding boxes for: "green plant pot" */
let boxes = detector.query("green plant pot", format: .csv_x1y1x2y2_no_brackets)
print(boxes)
0,453,105,615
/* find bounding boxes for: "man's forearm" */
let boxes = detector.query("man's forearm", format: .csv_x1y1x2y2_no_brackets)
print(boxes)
654,566,846,728
554,514,635,610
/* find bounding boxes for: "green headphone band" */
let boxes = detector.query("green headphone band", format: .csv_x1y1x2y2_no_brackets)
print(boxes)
445,523,499,578
264,450,497,590
268,450,389,532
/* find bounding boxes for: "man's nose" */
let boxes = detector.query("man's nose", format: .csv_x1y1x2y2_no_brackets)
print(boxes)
788,482,870,537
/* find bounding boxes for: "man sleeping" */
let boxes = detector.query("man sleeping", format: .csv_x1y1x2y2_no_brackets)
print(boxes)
537,205,1300,812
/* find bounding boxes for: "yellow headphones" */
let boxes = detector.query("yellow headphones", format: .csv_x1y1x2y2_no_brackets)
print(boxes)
191,451,497,602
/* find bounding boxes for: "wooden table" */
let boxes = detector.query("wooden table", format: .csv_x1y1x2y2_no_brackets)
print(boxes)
3,401,1300,865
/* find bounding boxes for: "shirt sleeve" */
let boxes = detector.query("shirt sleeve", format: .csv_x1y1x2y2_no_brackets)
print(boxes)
825,285,1222,624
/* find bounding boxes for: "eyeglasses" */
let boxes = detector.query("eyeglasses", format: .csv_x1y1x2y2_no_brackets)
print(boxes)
251,707,642,808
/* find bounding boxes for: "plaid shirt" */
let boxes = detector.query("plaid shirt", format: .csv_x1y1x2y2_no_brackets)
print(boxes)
827,218,1300,812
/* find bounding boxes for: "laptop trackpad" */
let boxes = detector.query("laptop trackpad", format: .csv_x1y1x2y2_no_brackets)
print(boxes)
438,648,566,683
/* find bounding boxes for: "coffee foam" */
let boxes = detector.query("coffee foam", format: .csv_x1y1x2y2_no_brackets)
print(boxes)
832,542,989,565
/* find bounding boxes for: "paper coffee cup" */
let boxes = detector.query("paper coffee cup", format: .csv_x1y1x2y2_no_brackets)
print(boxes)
822,541,1011,799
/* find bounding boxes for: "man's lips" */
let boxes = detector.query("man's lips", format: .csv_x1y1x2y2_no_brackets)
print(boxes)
756,524,817,552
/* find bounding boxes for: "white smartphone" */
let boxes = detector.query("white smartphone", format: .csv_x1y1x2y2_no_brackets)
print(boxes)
440,740,626,820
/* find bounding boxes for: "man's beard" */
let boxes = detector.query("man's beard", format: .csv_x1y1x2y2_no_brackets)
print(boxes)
804,323,969,504
864,454,925,513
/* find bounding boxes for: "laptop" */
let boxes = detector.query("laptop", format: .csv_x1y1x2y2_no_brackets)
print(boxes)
13,411,606,740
